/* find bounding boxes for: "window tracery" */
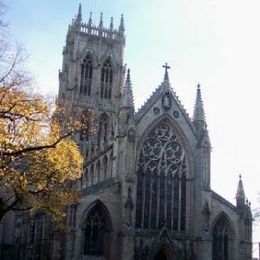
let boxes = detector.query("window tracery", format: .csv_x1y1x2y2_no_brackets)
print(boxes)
135,121,187,231
83,204,110,256
212,216,231,260
80,54,93,96
100,58,113,99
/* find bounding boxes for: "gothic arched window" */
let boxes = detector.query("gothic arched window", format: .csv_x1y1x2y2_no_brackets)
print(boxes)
83,202,111,257
212,215,231,260
135,121,187,231
100,58,113,99
80,54,93,96
98,113,109,145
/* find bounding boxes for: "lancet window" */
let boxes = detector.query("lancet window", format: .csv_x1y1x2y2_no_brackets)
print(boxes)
212,215,231,260
80,54,93,96
135,121,187,231
100,58,113,99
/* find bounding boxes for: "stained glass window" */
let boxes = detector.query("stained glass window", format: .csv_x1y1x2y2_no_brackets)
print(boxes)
135,121,187,231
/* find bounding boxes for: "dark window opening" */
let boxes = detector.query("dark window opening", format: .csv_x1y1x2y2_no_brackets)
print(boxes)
101,58,113,99
80,55,92,96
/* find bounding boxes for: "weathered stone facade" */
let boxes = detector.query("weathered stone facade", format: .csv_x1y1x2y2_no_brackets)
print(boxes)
0,5,253,260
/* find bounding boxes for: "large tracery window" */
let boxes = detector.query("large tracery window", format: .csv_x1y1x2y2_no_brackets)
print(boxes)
83,203,111,257
135,121,187,231
213,215,232,260
80,54,93,96
100,58,113,99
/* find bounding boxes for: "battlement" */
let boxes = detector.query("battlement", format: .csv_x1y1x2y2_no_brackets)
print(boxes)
69,4,125,42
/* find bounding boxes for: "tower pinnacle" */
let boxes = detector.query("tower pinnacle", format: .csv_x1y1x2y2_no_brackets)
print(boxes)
76,3,82,24
119,14,125,34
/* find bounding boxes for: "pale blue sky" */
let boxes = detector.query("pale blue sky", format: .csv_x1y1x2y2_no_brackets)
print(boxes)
5,0,260,253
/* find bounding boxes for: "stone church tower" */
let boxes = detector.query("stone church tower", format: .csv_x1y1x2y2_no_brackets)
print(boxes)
0,4,253,260
57,5,253,260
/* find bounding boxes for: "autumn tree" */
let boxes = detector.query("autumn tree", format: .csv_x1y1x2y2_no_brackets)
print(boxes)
0,2,83,222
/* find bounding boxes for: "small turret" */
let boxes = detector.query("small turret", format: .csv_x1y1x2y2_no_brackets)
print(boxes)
122,69,134,112
236,175,246,208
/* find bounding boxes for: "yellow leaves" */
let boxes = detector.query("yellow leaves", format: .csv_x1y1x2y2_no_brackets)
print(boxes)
0,85,84,221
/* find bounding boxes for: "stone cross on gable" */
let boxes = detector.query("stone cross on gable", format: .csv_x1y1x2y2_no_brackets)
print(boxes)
163,62,170,81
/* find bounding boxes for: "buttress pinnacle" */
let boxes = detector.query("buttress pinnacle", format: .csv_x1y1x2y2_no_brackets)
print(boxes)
236,174,245,207
193,83,206,123
122,69,134,110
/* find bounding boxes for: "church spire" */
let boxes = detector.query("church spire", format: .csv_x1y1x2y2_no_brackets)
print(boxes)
236,174,246,208
122,69,134,110
193,83,206,122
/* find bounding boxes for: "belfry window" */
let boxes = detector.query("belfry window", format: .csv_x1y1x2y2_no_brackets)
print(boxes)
135,121,187,231
212,215,231,260
101,58,113,99
80,55,92,96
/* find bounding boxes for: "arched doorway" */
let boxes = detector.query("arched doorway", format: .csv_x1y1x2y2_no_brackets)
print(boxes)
154,249,168,260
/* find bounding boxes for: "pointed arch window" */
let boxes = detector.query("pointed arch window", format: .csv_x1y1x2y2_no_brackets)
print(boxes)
101,58,113,99
213,215,231,260
98,113,109,145
135,121,187,231
80,54,93,96
83,203,111,257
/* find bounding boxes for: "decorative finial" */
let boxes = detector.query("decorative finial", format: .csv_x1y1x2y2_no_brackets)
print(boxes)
99,12,103,28
162,62,170,81
197,83,200,89
110,17,114,30
119,14,125,33
88,12,92,26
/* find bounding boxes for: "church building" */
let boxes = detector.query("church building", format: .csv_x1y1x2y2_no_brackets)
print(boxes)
0,4,253,260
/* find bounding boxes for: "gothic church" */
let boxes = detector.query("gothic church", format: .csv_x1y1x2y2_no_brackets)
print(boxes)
0,4,253,260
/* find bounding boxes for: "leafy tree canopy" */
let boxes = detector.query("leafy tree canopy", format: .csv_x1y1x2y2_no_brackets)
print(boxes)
0,1,83,223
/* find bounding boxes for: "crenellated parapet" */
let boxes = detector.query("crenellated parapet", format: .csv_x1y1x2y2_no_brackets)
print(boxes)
69,5,125,44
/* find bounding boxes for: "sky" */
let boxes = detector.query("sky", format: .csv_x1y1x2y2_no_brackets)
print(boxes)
5,0,260,255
